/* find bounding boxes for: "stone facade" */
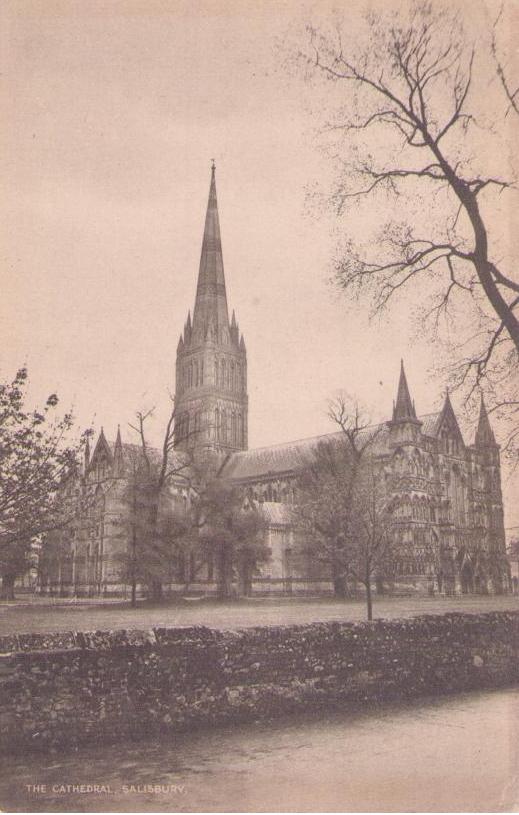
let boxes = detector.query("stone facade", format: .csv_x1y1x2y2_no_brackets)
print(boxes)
40,167,510,597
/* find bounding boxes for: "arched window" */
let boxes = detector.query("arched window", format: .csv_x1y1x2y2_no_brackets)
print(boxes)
221,408,227,441
236,364,241,392
222,360,227,390
215,359,220,388
200,360,204,385
237,413,242,446
194,360,199,387
231,411,236,444
230,361,235,391
215,407,220,440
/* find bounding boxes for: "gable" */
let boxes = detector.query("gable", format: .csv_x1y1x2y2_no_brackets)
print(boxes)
89,434,113,472
437,401,465,446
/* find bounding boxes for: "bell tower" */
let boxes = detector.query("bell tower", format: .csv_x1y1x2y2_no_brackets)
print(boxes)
174,163,248,457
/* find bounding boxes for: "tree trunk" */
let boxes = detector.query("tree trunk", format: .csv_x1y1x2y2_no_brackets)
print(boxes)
0,573,16,601
365,575,373,622
150,577,163,602
147,498,163,602
428,142,519,354
130,512,137,608
239,561,253,597
333,575,346,598
217,543,233,600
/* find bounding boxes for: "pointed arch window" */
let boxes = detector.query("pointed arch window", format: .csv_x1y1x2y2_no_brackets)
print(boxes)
215,407,220,440
221,408,227,442
230,361,235,391
222,359,227,390
231,411,237,445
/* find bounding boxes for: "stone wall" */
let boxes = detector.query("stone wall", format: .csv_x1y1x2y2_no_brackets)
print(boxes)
1,611,518,756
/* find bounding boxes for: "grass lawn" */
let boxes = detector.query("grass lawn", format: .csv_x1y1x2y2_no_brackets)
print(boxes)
0,593,518,636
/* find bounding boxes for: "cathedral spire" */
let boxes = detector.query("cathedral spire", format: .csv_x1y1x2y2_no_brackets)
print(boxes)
392,359,417,422
475,394,497,447
192,161,230,334
175,167,248,456
113,425,123,475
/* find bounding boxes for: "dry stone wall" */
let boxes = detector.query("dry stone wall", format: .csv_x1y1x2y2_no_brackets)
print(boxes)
0,611,518,755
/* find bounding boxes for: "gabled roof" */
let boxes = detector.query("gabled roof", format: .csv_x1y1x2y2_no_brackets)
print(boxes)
221,423,391,481
221,407,455,482
89,428,113,469
88,432,190,479
437,392,465,445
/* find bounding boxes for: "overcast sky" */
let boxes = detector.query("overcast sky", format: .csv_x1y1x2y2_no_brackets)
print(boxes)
2,0,517,528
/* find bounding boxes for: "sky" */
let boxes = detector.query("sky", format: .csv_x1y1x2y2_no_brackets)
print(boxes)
1,0,518,528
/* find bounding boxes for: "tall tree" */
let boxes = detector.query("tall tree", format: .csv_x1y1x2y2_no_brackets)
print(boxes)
299,0,518,454
0,367,82,599
114,448,195,606
295,397,394,619
192,476,268,600
127,403,195,602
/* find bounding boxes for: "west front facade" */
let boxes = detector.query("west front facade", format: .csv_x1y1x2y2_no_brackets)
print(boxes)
40,167,511,598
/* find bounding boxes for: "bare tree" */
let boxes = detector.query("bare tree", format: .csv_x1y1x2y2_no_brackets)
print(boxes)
127,401,195,601
491,3,519,117
299,1,518,453
115,449,193,606
295,395,393,619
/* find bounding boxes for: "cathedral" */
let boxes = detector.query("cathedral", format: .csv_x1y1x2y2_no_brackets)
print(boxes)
40,166,511,598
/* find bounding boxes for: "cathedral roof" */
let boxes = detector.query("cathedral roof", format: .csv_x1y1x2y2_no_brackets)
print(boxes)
192,162,230,334
221,408,448,482
220,424,391,481
90,433,189,478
